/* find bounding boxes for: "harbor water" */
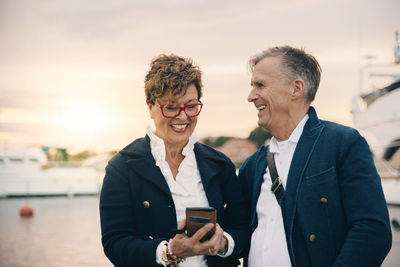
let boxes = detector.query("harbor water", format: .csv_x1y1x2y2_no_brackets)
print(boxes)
384,204,400,267
0,196,399,266
0,196,112,267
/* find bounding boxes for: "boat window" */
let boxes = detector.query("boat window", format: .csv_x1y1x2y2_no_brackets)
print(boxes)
8,157,24,163
0,157,4,164
29,158,39,163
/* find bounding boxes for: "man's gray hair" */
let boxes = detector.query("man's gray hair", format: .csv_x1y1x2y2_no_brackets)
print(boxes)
249,46,321,103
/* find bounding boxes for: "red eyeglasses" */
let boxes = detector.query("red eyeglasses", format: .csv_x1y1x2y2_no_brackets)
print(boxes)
157,102,203,118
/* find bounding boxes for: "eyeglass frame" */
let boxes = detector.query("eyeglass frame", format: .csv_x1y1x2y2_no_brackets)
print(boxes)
157,101,203,118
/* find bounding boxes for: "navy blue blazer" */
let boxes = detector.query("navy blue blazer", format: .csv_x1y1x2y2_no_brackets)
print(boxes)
100,135,250,267
239,107,392,267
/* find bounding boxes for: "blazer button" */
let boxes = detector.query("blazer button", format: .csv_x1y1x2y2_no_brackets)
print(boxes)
148,235,153,240
309,234,316,242
143,201,150,208
320,197,328,204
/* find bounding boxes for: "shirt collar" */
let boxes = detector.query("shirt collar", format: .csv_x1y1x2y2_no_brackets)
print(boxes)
269,114,309,153
146,126,199,163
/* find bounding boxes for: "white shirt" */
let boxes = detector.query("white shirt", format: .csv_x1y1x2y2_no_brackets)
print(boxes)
146,127,234,267
248,115,309,267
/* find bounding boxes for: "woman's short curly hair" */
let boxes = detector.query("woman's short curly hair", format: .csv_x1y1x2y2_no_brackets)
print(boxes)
144,54,203,104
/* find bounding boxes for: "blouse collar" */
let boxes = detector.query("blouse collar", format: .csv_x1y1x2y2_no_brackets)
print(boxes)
146,126,199,163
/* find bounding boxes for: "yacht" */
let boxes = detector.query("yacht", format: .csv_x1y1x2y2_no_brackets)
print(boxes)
351,31,400,266
0,147,101,197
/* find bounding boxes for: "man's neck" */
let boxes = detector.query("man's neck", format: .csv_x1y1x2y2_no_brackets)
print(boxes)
272,106,309,141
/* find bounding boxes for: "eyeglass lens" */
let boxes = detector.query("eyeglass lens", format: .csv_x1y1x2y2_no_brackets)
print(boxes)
163,104,202,117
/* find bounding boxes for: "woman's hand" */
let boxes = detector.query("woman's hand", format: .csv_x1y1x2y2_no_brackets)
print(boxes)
170,219,228,258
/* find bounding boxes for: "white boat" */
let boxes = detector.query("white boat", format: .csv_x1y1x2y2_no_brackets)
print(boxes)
351,31,400,198
351,32,400,266
0,147,102,197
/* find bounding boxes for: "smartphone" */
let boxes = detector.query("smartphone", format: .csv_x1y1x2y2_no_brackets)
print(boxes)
186,207,216,242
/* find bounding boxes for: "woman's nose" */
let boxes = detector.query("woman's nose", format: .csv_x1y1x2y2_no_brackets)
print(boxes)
175,108,189,119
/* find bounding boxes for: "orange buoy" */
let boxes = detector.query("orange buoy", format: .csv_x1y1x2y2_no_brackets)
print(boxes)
19,205,34,217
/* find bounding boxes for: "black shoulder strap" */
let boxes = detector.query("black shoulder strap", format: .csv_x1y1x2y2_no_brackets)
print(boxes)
267,146,285,204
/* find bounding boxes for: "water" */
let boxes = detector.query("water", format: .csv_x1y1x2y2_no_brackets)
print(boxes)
0,196,112,267
384,205,400,266
0,196,398,266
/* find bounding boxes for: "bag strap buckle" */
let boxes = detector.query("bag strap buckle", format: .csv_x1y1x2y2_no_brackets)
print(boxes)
271,177,282,194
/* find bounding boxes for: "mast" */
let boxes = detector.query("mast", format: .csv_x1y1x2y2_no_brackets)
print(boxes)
395,30,400,64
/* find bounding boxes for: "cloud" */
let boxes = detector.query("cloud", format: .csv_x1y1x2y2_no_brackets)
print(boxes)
0,0,399,151
0,89,57,109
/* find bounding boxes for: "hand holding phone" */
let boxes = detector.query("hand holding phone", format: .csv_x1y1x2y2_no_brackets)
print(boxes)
186,207,216,242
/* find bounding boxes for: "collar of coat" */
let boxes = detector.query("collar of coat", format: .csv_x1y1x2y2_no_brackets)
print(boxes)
117,135,229,203
250,106,325,242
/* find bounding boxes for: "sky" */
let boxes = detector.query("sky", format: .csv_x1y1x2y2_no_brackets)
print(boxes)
0,0,399,153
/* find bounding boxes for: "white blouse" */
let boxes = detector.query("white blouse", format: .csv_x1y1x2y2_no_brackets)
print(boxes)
147,127,210,225
147,127,210,267
147,127,234,266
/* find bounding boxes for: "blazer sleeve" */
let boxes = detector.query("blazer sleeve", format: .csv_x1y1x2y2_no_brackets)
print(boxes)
334,131,392,266
219,159,251,260
99,161,163,267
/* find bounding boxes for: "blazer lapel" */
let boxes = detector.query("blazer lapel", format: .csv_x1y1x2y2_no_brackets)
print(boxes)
194,144,225,209
283,107,325,240
122,136,173,198
248,147,267,230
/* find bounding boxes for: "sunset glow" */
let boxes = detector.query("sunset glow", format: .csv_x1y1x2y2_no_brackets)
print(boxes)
1,0,399,152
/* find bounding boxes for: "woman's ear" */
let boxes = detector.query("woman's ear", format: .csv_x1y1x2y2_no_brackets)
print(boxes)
147,102,154,119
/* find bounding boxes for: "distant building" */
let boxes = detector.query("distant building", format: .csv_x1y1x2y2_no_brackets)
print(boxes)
215,138,258,167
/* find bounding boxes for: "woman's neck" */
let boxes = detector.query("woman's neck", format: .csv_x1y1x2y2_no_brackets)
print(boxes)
165,144,185,180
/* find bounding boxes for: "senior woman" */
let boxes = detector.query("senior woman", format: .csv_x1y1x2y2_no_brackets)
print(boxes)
99,54,249,267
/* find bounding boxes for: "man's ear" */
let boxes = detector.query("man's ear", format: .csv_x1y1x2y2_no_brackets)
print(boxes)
290,79,305,99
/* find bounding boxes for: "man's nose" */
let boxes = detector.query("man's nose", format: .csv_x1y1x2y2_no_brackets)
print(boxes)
248,87,257,102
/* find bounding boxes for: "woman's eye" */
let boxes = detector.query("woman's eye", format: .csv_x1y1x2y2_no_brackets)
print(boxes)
165,106,178,111
186,105,195,110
